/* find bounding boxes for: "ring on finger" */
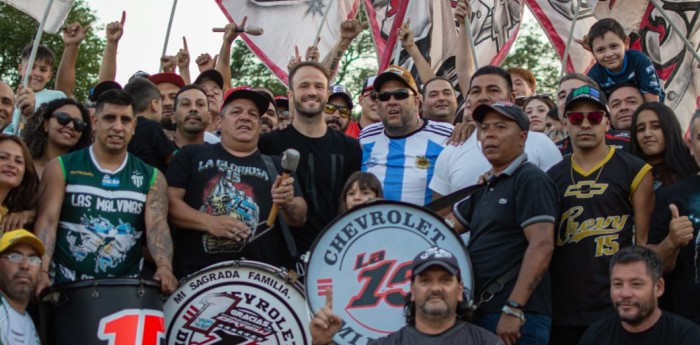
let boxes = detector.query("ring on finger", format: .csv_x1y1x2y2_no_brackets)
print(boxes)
284,192,289,199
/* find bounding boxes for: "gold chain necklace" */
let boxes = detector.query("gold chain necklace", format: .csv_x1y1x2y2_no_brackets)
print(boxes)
570,156,605,193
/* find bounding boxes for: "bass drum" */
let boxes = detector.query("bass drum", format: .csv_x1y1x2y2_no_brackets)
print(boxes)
164,260,310,344
40,278,164,345
305,200,473,345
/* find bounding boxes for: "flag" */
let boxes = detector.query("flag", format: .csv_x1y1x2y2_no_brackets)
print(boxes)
216,0,360,85
524,0,597,73
364,0,523,98
1,0,74,34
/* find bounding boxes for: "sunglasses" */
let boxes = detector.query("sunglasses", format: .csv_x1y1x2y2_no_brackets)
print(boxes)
361,90,376,99
52,112,87,132
565,111,605,126
2,253,41,266
323,104,352,119
373,89,412,102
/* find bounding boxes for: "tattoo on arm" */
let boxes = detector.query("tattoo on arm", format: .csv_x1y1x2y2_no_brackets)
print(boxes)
526,267,547,293
146,172,174,268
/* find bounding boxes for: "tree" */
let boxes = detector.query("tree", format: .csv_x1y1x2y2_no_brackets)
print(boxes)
0,0,104,101
502,19,560,95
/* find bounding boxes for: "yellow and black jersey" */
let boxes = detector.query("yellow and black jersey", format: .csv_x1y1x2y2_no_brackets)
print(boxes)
546,146,651,326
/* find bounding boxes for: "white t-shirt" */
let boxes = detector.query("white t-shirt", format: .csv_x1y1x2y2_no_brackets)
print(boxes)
429,131,563,195
0,295,40,345
5,88,66,134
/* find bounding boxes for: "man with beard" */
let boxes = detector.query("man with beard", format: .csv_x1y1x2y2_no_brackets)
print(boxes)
323,84,353,133
258,61,361,255
167,86,307,279
361,65,453,206
254,87,279,133
124,78,176,173
608,83,644,132
344,76,380,139
310,247,503,345
148,72,184,137
0,230,44,344
194,70,224,143
422,77,459,124
173,85,211,148
579,246,700,344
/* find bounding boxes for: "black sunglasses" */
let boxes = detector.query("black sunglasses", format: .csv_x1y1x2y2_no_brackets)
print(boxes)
373,89,412,102
52,112,87,132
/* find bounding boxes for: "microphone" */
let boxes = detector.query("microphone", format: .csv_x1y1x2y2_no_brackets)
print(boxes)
212,25,264,36
267,149,301,227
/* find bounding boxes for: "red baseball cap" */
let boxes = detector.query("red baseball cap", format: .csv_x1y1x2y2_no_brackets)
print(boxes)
148,72,185,89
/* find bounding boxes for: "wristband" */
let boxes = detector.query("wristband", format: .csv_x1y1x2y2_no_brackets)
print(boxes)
505,299,524,309
502,305,526,324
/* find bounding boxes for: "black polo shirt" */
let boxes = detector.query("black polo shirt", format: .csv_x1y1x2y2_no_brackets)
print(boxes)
453,153,559,316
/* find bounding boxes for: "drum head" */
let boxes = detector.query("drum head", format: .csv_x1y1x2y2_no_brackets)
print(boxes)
306,200,473,344
164,260,310,344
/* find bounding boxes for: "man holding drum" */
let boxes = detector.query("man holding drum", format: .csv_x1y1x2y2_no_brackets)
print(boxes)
0,229,44,345
167,86,307,279
310,247,503,345
34,89,178,294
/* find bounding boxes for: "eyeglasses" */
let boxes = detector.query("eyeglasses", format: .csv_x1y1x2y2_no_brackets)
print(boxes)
565,111,605,126
323,104,352,119
2,253,41,266
373,89,412,102
361,90,376,99
52,112,87,132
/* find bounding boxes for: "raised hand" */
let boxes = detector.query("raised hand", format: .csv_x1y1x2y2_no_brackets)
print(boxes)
340,19,368,42
196,53,218,73
309,288,343,345
668,204,694,248
62,22,91,46
106,11,126,43
161,55,177,73
177,36,190,71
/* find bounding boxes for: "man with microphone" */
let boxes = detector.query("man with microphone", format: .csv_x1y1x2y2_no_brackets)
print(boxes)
166,86,307,278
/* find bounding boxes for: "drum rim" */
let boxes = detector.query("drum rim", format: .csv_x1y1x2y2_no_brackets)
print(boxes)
305,200,474,302
173,259,305,294
48,277,162,290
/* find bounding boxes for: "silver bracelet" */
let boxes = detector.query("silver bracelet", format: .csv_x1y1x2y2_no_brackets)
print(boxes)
501,305,526,324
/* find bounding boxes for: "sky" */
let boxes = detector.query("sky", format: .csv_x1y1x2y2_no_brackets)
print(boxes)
91,0,230,84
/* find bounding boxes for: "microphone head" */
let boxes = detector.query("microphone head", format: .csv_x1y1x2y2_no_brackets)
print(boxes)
245,26,264,36
281,149,300,173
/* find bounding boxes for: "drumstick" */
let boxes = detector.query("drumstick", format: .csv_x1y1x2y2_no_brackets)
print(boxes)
212,25,264,36
267,149,301,227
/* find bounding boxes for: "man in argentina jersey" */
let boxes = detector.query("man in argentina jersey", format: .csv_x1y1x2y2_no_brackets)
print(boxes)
360,65,453,206
546,86,654,345
33,90,177,295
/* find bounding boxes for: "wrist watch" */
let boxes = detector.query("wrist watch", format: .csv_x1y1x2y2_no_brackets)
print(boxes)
502,305,526,324
505,299,524,309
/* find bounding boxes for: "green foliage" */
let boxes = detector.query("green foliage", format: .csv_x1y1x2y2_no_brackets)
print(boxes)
229,39,288,96
502,20,560,95
0,0,104,101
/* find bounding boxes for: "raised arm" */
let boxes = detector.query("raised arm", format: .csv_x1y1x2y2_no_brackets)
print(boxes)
99,11,125,82
455,0,475,97
216,17,247,93
176,37,192,85
32,159,66,297
398,20,436,83
320,19,367,82
55,23,90,98
144,171,178,293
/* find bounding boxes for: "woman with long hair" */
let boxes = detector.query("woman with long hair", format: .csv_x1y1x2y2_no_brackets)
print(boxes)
630,102,698,190
22,98,92,177
0,134,39,231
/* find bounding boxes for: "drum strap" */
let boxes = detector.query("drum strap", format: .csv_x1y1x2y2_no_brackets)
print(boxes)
261,155,302,278
424,183,485,213
472,263,521,310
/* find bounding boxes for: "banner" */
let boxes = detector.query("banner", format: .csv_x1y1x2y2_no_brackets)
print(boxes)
1,0,74,34
216,0,360,85
365,0,523,97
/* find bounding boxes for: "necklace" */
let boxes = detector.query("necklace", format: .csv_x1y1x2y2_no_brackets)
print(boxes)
570,156,605,193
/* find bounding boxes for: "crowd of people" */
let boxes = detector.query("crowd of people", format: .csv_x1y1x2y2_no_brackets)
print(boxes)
0,0,699,344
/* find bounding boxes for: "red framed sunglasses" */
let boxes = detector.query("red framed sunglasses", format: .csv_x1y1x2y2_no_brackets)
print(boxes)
565,111,605,126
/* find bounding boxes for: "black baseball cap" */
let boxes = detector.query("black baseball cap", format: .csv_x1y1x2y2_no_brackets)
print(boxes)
329,84,353,109
89,81,122,103
221,85,270,115
194,69,224,89
564,85,609,115
412,247,460,277
473,101,530,131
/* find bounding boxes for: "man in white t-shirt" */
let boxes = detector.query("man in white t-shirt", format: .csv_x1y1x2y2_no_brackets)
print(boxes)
430,66,562,197
0,229,44,345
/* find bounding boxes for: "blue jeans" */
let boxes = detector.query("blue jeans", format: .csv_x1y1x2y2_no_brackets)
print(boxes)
474,313,551,345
